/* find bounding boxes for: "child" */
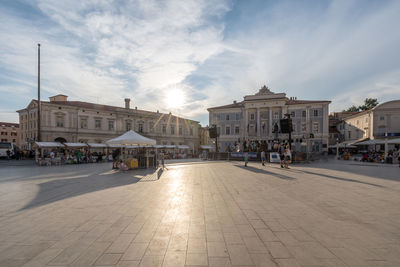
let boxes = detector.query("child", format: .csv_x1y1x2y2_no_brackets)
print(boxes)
244,152,249,167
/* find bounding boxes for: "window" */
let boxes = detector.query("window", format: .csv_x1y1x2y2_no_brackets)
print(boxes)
313,122,319,133
11,132,17,136
302,110,306,117
170,125,175,135
217,127,221,135
292,123,296,133
149,122,154,132
1,132,6,135
290,111,295,118
225,126,230,135
56,116,64,127
301,122,306,133
273,112,279,119
179,126,183,135
313,110,318,117
162,125,167,134
348,131,351,139
12,139,16,143
235,126,240,134
226,114,230,120
95,119,101,129
126,122,131,131
138,123,143,133
365,117,368,122
217,114,221,120
190,127,193,136
236,113,240,120
380,116,385,120
80,118,87,129
108,121,114,130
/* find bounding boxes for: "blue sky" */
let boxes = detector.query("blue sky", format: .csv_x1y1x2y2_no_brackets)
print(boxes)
1,0,399,126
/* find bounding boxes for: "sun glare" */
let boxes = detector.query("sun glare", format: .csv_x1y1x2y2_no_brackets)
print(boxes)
165,89,185,109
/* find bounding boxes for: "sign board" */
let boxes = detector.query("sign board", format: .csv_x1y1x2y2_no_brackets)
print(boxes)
230,152,258,159
270,152,281,163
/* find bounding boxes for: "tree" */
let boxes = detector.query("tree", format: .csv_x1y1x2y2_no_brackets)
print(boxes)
344,105,360,112
343,98,378,112
359,98,379,111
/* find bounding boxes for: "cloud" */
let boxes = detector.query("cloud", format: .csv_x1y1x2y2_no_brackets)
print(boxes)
0,0,399,126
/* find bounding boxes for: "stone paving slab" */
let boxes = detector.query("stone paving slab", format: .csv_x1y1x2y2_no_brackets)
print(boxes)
0,160,399,266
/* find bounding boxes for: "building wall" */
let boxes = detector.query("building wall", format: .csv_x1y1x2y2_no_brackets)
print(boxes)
208,99,330,153
0,122,20,147
17,99,200,152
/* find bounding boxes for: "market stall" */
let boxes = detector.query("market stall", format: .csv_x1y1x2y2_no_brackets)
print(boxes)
106,130,157,169
87,143,108,162
33,142,65,166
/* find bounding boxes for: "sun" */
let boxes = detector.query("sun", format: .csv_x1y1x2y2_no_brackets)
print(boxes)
165,89,185,109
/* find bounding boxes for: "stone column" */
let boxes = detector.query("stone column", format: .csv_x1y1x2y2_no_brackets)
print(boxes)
257,108,260,138
244,108,248,139
268,107,272,137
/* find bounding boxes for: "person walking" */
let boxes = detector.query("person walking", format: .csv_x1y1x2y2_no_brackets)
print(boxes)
244,152,249,167
6,149,11,160
284,145,292,169
261,150,266,166
278,144,285,168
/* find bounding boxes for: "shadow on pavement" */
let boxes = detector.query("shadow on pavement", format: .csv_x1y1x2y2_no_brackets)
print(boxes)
296,169,384,188
234,164,296,180
20,168,162,211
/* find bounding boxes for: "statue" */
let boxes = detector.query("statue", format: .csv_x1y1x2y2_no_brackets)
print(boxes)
255,85,274,95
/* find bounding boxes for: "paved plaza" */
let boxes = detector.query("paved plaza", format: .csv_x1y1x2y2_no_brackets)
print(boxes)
0,160,399,267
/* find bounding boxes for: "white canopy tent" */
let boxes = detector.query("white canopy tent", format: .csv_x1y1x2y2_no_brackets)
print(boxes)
64,142,88,148
200,145,213,150
106,130,156,146
34,142,64,148
87,143,108,148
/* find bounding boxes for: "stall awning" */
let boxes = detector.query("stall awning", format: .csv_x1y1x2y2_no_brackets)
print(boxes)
87,143,107,148
355,139,386,145
153,145,165,149
106,130,156,146
164,145,176,149
64,142,88,148
200,145,213,150
34,142,64,148
177,145,190,149
388,138,400,144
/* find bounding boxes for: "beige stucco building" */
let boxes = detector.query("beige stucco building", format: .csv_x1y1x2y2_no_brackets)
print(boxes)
17,94,200,153
0,122,20,147
338,100,400,142
207,86,330,153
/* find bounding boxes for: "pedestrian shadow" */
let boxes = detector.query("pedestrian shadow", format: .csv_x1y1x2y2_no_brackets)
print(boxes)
298,169,384,188
19,169,155,211
135,168,164,182
233,164,296,180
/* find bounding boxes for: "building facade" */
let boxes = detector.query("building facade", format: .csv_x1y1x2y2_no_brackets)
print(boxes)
17,94,200,153
338,100,400,142
207,86,330,153
0,122,20,147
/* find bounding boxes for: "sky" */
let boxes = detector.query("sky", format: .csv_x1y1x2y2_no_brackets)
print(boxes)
1,0,399,126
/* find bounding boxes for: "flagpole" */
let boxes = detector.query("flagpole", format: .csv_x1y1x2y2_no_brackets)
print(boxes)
37,43,41,142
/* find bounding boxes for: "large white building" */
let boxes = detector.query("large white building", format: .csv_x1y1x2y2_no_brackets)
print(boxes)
17,94,200,153
207,86,330,153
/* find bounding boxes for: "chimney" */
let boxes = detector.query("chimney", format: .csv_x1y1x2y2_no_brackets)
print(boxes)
124,98,130,109
233,100,237,104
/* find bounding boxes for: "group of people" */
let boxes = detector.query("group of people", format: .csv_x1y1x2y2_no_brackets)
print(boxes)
243,143,293,168
5,149,34,160
40,149,112,165
361,149,400,167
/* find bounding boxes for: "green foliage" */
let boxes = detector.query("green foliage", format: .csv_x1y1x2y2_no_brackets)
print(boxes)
343,98,378,112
